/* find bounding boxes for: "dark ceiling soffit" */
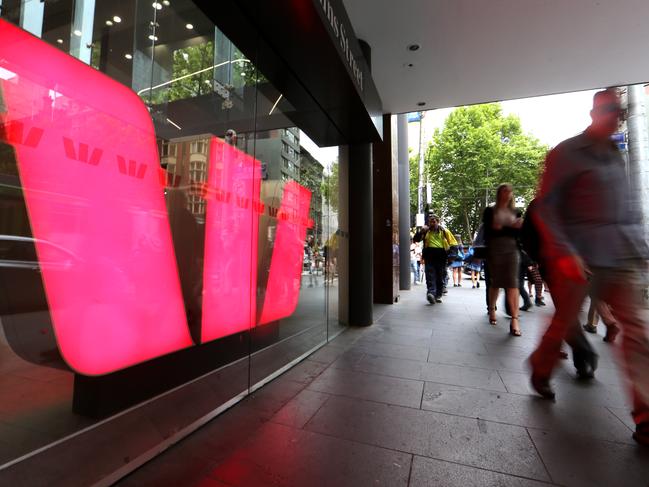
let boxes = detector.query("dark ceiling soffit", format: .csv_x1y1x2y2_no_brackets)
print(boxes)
193,0,382,146
310,0,383,138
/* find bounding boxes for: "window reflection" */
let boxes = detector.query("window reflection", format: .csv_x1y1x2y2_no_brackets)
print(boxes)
0,0,343,468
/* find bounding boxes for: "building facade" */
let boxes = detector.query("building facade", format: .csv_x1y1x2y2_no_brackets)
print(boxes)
0,0,389,484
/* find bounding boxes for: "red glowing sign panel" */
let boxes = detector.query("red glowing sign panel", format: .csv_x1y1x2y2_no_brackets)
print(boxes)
0,20,193,375
0,19,316,374
259,181,312,325
201,138,261,342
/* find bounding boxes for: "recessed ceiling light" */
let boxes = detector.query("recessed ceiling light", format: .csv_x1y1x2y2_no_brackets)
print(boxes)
162,0,170,5
417,102,426,107
56,38,64,44
185,23,193,30
407,44,420,52
125,53,133,60
152,2,162,9
73,29,82,37
105,20,113,26
148,34,158,41
113,16,122,23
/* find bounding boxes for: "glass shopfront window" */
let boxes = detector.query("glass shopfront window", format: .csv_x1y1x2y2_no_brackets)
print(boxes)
0,0,345,467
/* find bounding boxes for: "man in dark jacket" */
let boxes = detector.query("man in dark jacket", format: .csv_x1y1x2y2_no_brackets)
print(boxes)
529,89,649,447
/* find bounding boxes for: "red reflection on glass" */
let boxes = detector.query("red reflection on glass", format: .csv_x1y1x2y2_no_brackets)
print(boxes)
259,181,312,325
201,138,261,342
0,19,193,375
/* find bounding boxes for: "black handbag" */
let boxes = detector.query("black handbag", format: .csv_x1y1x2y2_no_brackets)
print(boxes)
472,246,487,259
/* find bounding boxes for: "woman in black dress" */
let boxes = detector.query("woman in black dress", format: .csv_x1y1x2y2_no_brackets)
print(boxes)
483,183,523,336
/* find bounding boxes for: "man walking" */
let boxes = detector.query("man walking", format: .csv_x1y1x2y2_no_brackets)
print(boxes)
414,214,456,304
529,88,649,446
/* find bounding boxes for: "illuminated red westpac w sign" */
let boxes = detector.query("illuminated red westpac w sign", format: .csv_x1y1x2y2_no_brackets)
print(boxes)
0,20,312,375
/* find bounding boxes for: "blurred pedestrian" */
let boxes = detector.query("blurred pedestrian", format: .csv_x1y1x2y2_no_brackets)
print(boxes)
413,214,457,304
465,246,482,288
410,238,420,285
528,263,546,306
414,241,423,283
518,251,534,311
450,235,465,287
529,89,649,447
583,297,619,343
483,183,523,336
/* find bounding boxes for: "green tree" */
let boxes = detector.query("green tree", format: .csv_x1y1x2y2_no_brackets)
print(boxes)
167,42,215,101
322,162,339,212
409,150,419,226
426,103,548,242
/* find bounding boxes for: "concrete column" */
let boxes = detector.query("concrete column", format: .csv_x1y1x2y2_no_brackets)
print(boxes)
373,114,399,304
347,39,374,326
397,114,411,290
348,142,373,325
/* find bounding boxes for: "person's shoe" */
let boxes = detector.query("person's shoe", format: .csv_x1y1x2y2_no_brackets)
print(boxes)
435,297,443,303
633,423,649,446
488,307,497,325
531,374,556,400
520,303,532,312
472,284,475,289
573,350,599,380
477,282,480,288
442,288,448,295
509,317,522,336
583,324,598,334
535,298,546,306
603,324,620,344
576,364,595,380
426,293,435,304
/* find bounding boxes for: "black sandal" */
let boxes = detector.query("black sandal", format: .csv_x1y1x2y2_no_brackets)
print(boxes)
509,317,522,336
488,307,497,326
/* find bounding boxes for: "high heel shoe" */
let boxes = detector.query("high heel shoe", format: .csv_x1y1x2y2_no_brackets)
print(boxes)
488,307,497,326
509,316,522,336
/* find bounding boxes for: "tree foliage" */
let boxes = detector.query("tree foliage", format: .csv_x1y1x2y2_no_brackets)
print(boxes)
168,42,215,101
409,150,419,225
425,103,548,243
322,162,339,212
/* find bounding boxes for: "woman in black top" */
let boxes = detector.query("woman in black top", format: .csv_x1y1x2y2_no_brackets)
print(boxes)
483,183,523,335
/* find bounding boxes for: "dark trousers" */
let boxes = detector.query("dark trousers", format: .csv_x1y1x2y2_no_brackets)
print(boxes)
519,262,532,307
530,267,597,379
424,249,447,298
527,265,544,299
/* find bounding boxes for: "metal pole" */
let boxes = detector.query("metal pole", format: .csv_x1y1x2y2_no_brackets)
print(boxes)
417,113,424,214
627,84,649,243
626,84,649,307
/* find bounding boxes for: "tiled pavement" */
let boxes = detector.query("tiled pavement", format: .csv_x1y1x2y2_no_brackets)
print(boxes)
116,280,649,487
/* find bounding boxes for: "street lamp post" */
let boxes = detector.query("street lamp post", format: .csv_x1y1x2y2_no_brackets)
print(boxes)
417,111,426,220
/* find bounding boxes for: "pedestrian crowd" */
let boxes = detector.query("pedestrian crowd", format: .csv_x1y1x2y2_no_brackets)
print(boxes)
410,88,649,446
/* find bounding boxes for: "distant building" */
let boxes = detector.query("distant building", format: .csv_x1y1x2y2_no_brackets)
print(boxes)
254,128,301,182
160,135,210,218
